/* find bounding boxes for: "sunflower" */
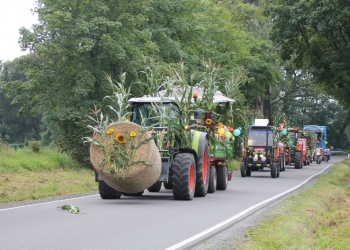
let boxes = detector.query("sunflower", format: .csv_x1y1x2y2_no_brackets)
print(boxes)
129,131,137,137
106,128,114,135
205,118,212,125
115,133,127,144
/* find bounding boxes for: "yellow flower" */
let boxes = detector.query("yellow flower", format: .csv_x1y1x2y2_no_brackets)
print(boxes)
218,122,224,128
129,131,137,137
107,128,114,135
205,118,212,125
115,133,127,144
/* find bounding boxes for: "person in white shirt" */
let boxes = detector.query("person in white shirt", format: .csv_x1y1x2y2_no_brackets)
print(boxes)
324,147,331,161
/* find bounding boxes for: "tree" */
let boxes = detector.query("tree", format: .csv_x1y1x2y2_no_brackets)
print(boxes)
266,0,350,108
0,61,41,144
9,0,253,164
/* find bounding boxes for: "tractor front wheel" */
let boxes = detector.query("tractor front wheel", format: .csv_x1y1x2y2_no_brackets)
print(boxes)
216,165,228,190
147,181,162,192
98,181,122,199
294,152,302,169
163,181,172,189
271,162,278,178
281,155,286,171
172,153,196,200
240,162,247,177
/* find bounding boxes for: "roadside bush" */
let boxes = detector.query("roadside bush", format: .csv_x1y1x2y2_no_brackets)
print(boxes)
28,140,41,153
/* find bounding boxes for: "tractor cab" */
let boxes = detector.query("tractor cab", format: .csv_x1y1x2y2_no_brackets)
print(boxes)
240,119,280,178
246,126,274,166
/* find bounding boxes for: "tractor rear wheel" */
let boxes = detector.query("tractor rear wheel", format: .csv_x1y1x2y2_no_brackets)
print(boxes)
147,181,162,192
98,181,122,199
271,162,278,178
172,153,196,200
216,165,228,190
294,152,302,169
208,166,217,193
195,142,210,197
240,162,247,177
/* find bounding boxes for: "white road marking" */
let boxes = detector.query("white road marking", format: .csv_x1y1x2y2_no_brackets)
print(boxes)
165,162,335,250
0,194,99,212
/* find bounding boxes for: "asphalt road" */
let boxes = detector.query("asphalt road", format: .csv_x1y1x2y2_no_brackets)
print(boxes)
0,156,346,250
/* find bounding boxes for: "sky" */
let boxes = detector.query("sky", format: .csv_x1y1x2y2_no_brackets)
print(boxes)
0,0,38,62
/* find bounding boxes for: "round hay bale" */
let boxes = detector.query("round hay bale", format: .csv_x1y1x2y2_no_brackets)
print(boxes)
90,122,161,193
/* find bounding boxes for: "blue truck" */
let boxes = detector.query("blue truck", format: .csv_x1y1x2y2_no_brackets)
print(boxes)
303,125,327,150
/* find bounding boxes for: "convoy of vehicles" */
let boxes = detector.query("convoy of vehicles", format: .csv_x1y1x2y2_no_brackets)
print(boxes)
91,87,237,200
89,85,329,200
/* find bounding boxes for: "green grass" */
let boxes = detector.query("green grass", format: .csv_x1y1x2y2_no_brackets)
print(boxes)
0,146,81,172
236,159,350,250
0,145,97,203
228,159,241,171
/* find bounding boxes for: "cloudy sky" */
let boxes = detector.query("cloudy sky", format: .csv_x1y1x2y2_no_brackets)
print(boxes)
0,0,38,62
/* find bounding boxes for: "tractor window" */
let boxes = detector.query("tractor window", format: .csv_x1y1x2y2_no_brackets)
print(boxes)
248,130,273,146
131,103,180,126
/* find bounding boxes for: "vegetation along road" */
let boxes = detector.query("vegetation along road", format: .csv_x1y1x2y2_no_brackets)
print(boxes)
0,156,346,250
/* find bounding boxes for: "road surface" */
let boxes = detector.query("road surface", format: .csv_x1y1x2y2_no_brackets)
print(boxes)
0,156,346,250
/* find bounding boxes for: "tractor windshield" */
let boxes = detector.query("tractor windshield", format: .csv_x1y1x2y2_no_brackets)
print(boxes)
130,103,180,126
247,129,273,146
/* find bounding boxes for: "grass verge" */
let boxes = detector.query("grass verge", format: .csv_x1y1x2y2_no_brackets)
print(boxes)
237,159,350,250
0,146,97,203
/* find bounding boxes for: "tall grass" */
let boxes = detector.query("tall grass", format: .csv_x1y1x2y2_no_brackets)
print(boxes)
238,159,350,250
0,146,81,172
0,146,97,203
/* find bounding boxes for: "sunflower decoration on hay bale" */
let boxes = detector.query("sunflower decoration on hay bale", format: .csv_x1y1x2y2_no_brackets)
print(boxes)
84,73,161,193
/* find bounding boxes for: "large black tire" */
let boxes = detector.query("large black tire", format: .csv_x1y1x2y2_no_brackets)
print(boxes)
294,152,302,169
246,167,251,177
281,155,286,171
208,166,217,193
122,192,144,196
240,162,247,177
271,162,278,178
163,181,172,189
98,181,122,199
147,181,162,192
216,165,228,190
172,153,196,200
195,142,210,197
278,157,283,172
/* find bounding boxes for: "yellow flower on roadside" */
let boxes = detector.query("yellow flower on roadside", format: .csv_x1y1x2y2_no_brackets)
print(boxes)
115,133,127,144
205,118,212,125
107,128,114,135
129,131,137,137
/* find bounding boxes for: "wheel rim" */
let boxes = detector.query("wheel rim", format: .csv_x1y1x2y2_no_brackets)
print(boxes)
189,163,195,192
202,150,208,183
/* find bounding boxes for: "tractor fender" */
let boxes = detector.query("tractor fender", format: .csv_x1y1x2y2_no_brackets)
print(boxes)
191,130,209,160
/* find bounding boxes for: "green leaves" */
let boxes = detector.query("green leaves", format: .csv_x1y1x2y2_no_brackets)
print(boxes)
57,204,82,214
267,0,350,108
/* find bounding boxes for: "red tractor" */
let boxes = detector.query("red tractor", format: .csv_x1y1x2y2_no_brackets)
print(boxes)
284,128,312,169
240,119,281,178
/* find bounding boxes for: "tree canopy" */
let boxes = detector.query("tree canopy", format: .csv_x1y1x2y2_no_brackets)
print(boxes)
266,0,350,108
1,0,350,162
